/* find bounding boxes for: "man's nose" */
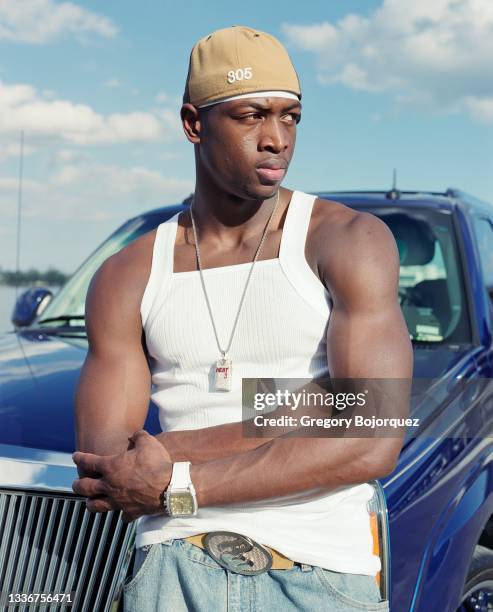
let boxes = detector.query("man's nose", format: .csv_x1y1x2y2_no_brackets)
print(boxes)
258,117,289,152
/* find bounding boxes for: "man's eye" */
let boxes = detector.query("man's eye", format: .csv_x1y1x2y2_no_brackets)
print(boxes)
280,113,301,123
233,114,262,121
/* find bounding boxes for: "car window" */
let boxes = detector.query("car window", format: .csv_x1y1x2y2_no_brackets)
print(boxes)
368,208,471,344
36,215,167,326
474,217,493,302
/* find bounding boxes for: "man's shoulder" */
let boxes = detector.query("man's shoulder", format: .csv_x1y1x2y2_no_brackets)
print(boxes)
310,195,393,250
310,195,363,232
113,227,158,272
308,196,399,289
90,228,158,308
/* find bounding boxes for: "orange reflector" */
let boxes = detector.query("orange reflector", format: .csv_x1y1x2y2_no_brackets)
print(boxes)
370,512,381,588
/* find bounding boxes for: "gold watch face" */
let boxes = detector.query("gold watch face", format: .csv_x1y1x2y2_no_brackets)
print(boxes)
169,492,194,515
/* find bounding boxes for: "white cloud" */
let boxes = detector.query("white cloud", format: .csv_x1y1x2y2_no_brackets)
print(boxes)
49,160,192,203
0,141,36,161
51,148,87,164
0,155,193,223
156,92,169,103
103,77,122,89
0,79,183,144
282,22,339,53
282,0,493,122
464,96,493,123
2,153,190,276
0,0,117,44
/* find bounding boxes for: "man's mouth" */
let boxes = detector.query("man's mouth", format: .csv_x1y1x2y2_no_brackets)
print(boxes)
256,159,288,183
256,167,286,182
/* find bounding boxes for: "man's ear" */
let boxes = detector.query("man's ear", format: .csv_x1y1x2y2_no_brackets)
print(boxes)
181,103,201,144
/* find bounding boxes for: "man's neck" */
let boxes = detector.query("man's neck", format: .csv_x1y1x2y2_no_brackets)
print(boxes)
189,187,283,247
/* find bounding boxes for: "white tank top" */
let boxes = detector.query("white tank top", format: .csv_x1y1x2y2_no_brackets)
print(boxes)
137,190,381,575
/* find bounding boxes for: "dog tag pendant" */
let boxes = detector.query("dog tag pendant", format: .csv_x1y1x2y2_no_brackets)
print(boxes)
215,358,232,392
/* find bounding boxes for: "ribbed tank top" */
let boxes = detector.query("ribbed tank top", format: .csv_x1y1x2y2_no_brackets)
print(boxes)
137,190,380,575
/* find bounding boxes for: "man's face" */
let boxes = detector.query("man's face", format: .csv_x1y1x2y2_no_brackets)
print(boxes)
195,96,301,200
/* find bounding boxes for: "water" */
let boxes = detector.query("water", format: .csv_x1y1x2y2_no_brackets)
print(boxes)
0,285,59,334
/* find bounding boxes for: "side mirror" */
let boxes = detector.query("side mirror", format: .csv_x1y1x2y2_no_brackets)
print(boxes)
11,287,53,327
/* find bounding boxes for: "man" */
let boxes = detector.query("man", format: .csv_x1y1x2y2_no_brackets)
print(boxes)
72,25,412,611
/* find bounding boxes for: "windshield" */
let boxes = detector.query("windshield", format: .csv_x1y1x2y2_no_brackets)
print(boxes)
36,203,470,345
367,207,470,344
36,212,174,328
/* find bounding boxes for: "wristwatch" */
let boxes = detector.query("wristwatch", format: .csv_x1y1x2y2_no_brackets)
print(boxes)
163,461,198,517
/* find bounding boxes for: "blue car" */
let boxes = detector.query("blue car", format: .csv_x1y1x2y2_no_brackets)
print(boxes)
1,188,493,611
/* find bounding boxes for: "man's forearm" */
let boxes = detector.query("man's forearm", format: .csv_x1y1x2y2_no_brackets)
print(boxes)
154,380,332,463
155,422,272,463
190,435,400,507
155,398,310,463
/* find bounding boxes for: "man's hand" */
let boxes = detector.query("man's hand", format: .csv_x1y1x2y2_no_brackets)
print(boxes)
72,430,172,523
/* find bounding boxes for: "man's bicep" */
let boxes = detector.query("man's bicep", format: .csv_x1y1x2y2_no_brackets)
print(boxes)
75,255,151,455
324,212,412,379
327,301,411,378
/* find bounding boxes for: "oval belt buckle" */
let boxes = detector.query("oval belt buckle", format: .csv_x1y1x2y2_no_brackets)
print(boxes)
204,531,273,575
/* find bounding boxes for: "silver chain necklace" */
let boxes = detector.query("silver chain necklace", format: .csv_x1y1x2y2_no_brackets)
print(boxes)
189,190,280,391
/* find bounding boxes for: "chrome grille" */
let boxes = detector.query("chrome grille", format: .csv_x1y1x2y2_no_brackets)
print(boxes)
0,489,134,612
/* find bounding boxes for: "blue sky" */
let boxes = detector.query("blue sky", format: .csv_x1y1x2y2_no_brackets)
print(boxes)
1,0,492,273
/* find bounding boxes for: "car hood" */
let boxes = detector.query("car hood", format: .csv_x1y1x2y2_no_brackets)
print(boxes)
0,330,87,452
0,329,162,453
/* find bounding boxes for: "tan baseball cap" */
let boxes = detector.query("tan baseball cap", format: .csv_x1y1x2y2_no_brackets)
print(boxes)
183,25,301,108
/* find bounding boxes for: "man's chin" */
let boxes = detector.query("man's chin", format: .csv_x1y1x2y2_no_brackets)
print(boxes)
241,182,281,202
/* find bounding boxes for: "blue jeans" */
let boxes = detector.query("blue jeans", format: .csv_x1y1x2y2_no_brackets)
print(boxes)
123,539,389,611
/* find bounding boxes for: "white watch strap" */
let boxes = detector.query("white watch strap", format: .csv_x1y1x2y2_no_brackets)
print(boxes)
170,461,192,489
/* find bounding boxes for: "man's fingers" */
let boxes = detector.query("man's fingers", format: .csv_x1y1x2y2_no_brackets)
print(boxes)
129,429,149,446
86,497,116,513
72,451,105,475
72,477,107,498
